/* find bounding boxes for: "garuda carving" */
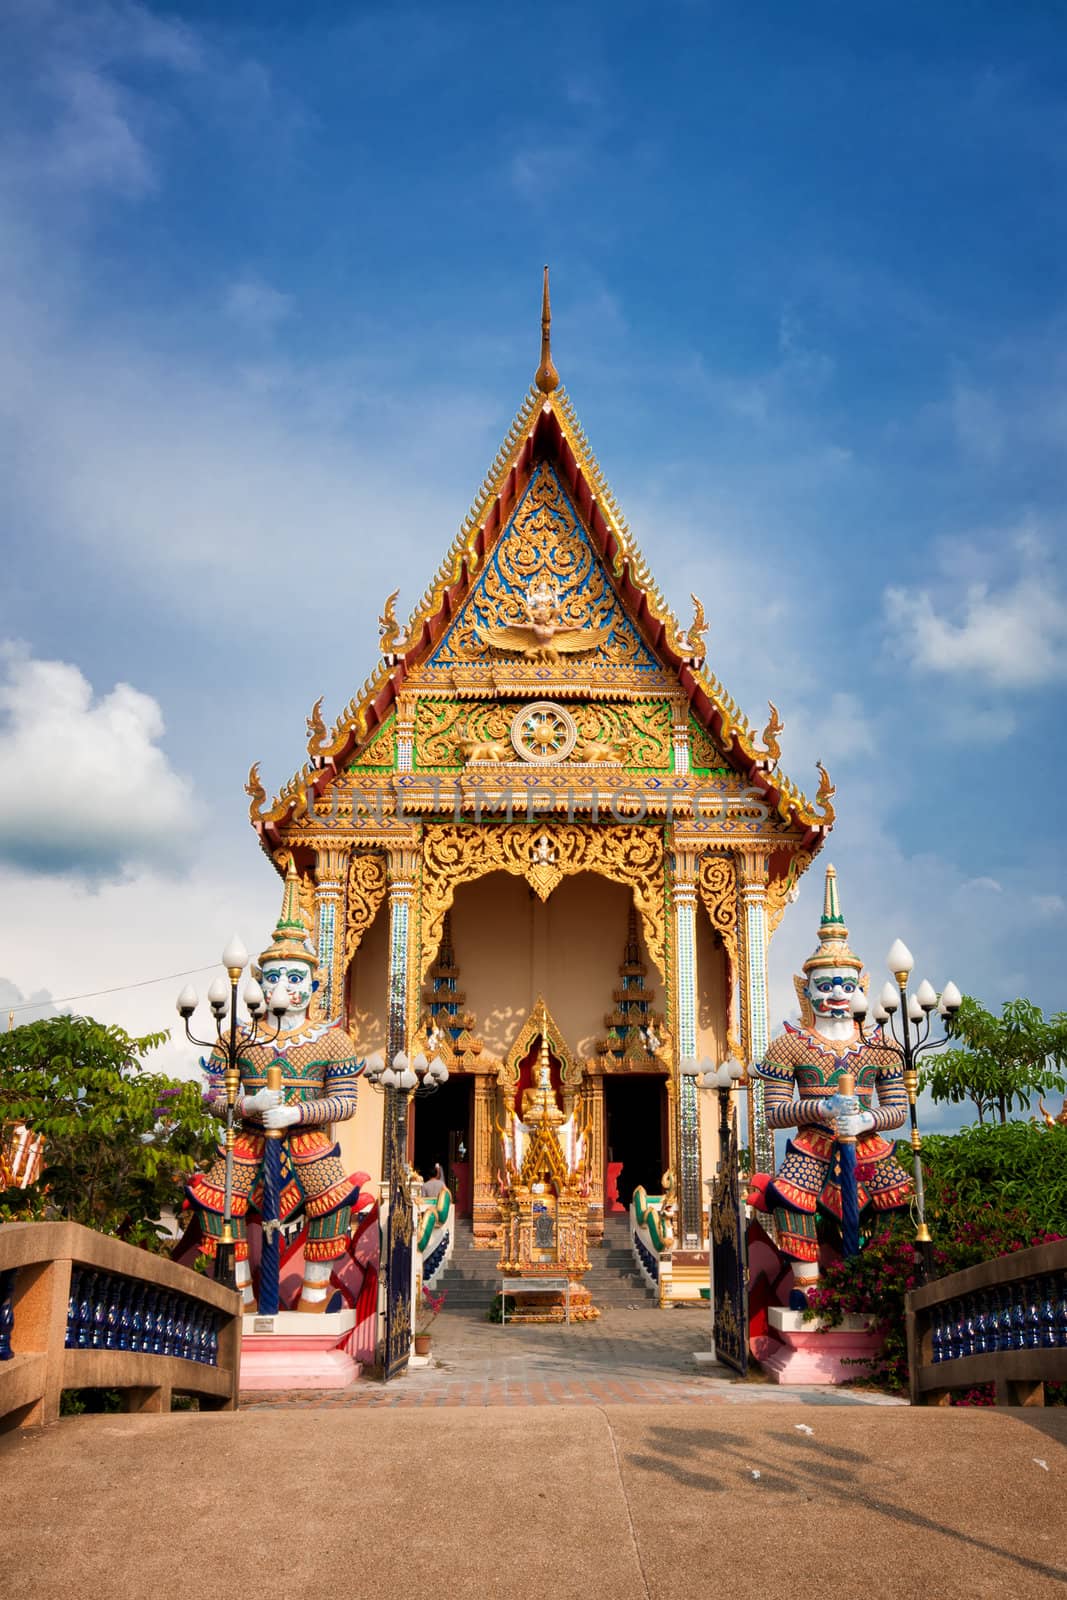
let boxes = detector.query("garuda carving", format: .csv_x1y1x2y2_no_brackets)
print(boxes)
477,573,610,664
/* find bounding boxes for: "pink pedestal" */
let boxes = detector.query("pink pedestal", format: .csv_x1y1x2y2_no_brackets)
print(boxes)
753,1307,886,1385
240,1310,362,1391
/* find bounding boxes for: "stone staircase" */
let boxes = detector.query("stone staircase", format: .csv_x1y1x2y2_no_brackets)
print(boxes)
436,1216,656,1314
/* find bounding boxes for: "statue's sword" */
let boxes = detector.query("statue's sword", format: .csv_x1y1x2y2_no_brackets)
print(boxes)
259,1062,284,1316
830,1070,861,1259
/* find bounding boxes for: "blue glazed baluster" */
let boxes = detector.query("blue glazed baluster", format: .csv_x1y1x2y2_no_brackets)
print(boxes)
77,1272,95,1348
1039,1279,1056,1349
144,1290,159,1353
931,1311,943,1364
1024,1284,1041,1349
65,1268,82,1350
117,1279,133,1352
944,1303,959,1361
1010,1291,1027,1351
176,1301,190,1361
972,1294,988,1355
130,1286,144,1353
92,1278,108,1348
0,1268,16,1360
207,1316,219,1366
990,1289,1008,1352
1055,1276,1067,1348
163,1294,176,1357
105,1280,121,1350
960,1298,976,1359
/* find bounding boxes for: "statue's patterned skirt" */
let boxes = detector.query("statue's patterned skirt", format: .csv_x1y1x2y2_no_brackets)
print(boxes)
187,1127,360,1262
769,1128,912,1262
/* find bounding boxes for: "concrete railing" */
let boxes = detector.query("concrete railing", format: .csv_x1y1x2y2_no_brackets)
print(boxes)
0,1221,242,1431
906,1239,1067,1407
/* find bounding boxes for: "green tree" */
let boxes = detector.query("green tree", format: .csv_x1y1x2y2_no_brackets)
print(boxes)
921,996,1067,1125
0,1015,216,1249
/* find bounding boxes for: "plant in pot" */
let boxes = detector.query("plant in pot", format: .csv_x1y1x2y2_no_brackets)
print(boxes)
414,1286,447,1356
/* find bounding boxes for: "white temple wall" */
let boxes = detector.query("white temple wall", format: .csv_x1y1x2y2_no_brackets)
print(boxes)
449,871,660,1061
696,913,730,1190
340,901,388,1186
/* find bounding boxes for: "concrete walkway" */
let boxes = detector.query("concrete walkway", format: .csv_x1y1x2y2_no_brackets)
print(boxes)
243,1305,905,1408
4,1401,1065,1599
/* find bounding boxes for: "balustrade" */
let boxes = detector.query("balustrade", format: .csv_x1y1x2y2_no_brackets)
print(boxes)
907,1240,1067,1406
0,1221,241,1430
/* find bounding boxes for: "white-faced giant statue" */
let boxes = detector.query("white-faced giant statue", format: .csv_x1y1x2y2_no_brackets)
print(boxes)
754,865,911,1306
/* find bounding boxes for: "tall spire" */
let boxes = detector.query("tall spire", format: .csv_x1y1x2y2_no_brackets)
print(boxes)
822,863,845,927
802,863,862,974
259,858,318,969
534,265,559,394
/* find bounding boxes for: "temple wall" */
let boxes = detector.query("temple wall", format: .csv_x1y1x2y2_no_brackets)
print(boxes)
696,913,730,1194
339,902,388,1186
448,871,658,1062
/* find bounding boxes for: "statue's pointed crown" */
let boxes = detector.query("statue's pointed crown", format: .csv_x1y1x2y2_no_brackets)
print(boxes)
801,864,863,974
259,859,318,970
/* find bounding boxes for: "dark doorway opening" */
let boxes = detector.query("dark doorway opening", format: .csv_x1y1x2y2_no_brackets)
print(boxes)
412,1076,474,1216
603,1074,668,1207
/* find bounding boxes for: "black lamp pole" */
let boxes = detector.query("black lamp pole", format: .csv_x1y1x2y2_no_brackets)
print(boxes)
177,945,285,1292
853,951,961,1286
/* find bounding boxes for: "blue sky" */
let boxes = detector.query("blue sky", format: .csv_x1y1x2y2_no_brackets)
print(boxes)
0,1,1064,1128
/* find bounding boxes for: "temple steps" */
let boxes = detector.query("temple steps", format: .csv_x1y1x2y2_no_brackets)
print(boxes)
436,1219,656,1312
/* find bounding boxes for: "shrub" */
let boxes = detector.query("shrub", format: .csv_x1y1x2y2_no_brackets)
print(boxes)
805,1124,1067,1399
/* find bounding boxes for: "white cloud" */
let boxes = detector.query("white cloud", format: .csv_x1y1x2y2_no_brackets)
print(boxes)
224,276,294,333
949,379,1004,464
883,531,1067,689
0,857,280,1076
4,2,203,199
42,63,154,193
0,645,198,878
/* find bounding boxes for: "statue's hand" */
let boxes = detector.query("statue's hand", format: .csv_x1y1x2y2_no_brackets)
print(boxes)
262,1105,300,1130
243,1087,284,1119
834,1112,868,1138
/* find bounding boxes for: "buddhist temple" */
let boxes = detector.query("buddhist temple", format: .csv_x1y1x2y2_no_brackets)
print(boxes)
246,271,832,1258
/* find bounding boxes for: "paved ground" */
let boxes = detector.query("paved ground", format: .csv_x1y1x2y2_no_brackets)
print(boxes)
241,1305,905,1408
4,1402,1065,1600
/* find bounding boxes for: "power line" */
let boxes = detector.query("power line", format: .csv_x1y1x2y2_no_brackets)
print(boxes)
5,965,219,1019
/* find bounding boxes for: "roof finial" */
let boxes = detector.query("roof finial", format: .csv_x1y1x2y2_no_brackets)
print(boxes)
534,265,559,394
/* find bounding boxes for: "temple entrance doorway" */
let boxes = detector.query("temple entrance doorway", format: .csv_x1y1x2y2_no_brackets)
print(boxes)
603,1074,668,1210
412,1077,474,1217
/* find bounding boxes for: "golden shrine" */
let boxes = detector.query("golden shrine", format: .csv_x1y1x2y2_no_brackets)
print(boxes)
496,1026,597,1320
246,273,831,1258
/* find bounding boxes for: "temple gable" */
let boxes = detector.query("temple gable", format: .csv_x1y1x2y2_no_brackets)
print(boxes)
421,462,662,679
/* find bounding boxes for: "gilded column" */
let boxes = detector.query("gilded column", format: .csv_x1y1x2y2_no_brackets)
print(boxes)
313,845,348,1022
738,849,774,1176
472,1073,497,1247
669,840,702,1247
383,841,418,1178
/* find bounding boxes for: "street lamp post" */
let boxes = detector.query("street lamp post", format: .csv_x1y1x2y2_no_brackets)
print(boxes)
176,939,288,1292
679,1055,745,1166
850,944,961,1284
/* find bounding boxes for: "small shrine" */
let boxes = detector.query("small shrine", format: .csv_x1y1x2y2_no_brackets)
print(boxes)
497,1011,597,1321
244,271,831,1268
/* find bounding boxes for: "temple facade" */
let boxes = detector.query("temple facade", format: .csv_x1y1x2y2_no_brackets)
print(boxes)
247,277,832,1252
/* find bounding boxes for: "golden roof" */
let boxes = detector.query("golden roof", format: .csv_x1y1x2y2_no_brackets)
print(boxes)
250,285,834,854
